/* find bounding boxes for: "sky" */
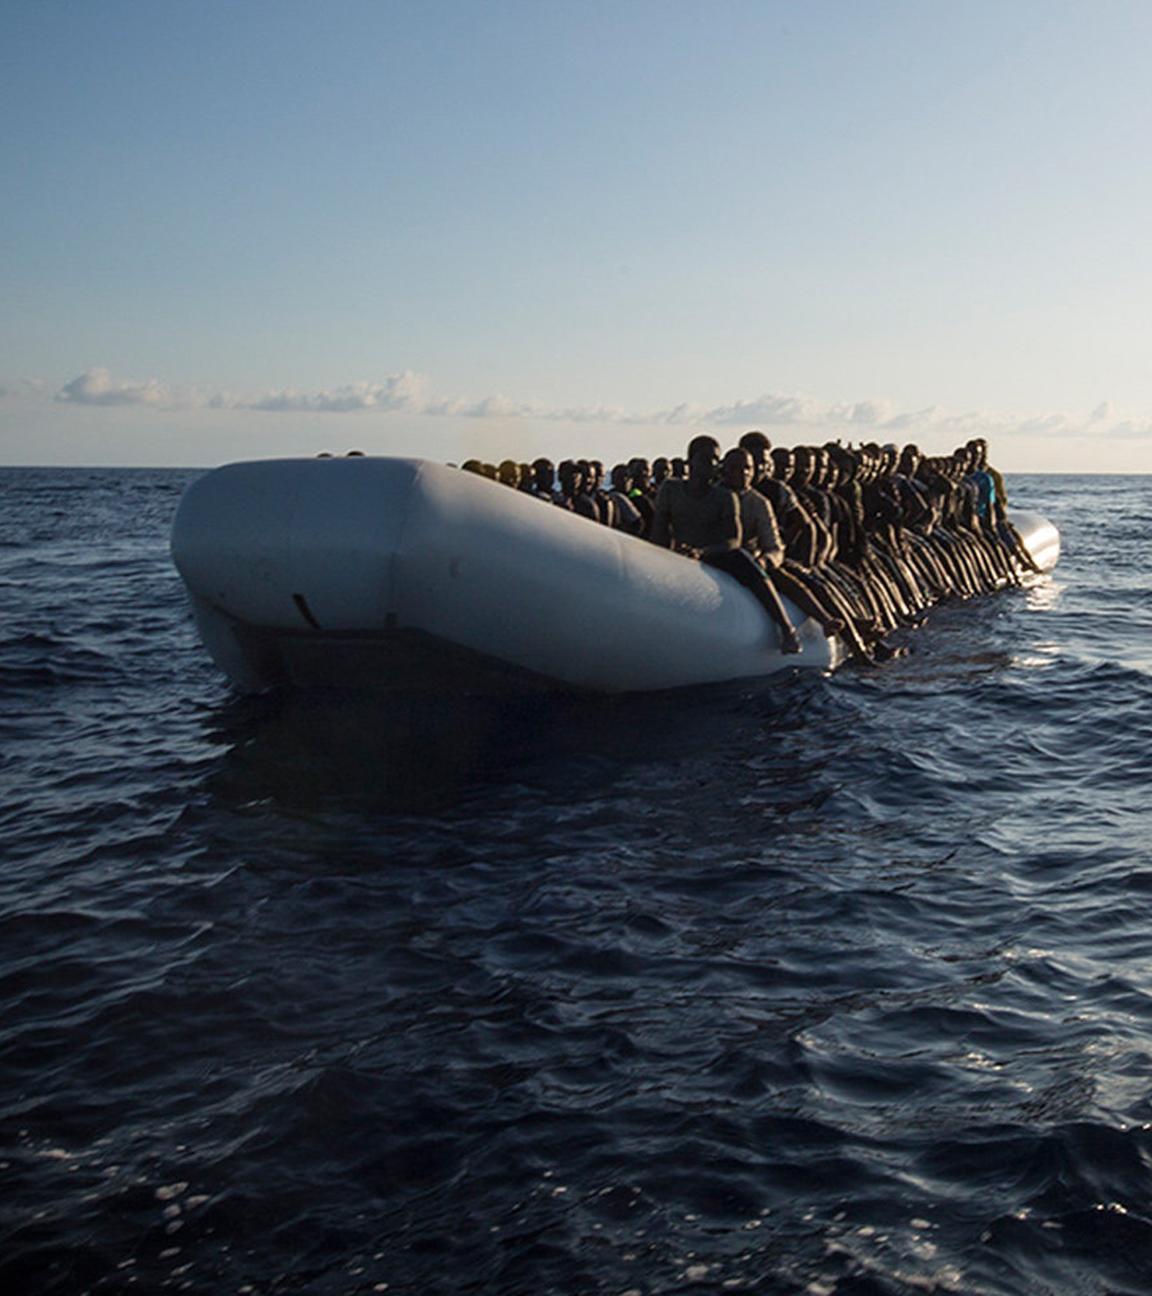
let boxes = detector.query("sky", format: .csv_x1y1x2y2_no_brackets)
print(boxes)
3,0,1152,471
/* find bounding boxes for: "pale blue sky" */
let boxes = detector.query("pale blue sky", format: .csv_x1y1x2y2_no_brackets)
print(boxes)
4,0,1152,468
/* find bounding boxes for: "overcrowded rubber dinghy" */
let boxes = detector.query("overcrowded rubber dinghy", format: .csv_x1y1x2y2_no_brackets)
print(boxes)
171,456,1060,694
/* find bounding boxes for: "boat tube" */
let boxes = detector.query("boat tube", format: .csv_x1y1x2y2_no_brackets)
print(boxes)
171,457,1060,694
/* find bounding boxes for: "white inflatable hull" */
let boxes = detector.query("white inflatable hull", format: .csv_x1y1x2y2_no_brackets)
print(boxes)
170,458,1058,695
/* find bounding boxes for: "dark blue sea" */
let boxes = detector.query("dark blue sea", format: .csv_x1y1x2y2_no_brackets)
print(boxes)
2,467,1150,1296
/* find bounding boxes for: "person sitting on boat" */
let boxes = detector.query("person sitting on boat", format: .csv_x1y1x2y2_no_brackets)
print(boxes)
720,446,881,659
606,464,644,535
916,447,999,601
737,430,773,486
951,445,1020,586
530,457,558,501
627,457,651,493
763,447,833,567
625,458,656,535
575,457,616,526
652,436,801,654
739,445,890,661
965,438,1041,574
557,460,600,522
791,445,913,652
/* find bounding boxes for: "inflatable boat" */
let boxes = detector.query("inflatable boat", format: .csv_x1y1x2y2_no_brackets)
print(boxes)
170,457,1060,694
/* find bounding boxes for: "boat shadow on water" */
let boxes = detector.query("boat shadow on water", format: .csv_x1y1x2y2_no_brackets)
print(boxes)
192,579,1054,825
197,669,844,818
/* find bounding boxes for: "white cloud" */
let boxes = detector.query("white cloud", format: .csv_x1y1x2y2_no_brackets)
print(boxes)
57,367,171,407
44,366,1152,444
841,399,897,426
241,370,429,413
1107,418,1152,440
701,394,823,427
882,405,940,431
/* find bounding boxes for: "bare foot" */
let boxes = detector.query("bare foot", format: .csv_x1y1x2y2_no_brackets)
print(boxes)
872,639,907,661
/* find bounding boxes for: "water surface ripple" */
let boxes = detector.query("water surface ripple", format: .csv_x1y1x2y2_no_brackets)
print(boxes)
2,469,1151,1295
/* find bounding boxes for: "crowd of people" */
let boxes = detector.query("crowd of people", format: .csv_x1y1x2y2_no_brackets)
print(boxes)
458,433,1038,663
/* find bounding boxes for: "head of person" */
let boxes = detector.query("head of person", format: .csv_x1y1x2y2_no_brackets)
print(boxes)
461,459,484,475
738,431,771,479
532,457,555,493
966,438,988,470
610,462,630,493
810,446,830,486
686,435,721,484
670,456,687,478
576,459,595,493
829,445,860,487
517,462,534,490
628,457,651,491
652,456,670,485
558,459,583,497
921,461,948,495
897,444,921,477
792,445,816,485
588,460,605,490
497,459,521,488
770,446,793,481
721,446,755,493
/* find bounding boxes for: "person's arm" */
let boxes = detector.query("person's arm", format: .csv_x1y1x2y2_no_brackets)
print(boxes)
753,494,785,568
902,480,932,530
988,466,1008,525
957,480,982,534
650,481,673,547
613,492,643,535
772,483,819,564
809,511,835,564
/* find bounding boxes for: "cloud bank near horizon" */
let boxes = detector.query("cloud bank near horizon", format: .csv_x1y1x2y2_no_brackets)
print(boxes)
11,366,1150,443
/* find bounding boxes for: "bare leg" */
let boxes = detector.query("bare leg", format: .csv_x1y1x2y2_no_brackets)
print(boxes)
703,549,802,653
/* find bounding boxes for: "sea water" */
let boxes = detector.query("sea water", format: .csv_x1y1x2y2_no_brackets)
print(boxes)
2,468,1151,1295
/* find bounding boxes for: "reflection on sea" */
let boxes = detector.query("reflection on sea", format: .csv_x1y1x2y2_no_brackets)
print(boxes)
1025,575,1064,613
200,673,841,818
1011,640,1064,671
